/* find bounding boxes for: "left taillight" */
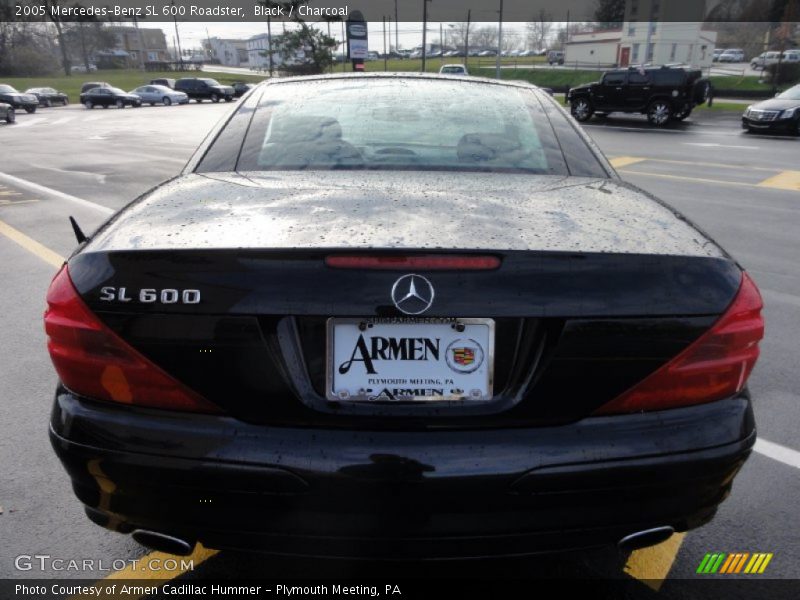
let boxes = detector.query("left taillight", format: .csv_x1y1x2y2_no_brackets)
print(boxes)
44,265,221,414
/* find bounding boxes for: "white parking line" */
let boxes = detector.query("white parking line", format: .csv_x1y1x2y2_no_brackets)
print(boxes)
13,117,48,128
0,171,114,215
684,142,760,150
754,438,800,470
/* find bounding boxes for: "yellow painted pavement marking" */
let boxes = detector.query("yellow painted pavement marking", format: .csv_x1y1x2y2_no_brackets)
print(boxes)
0,199,39,205
757,170,800,191
610,156,647,168
618,170,760,188
624,532,686,591
0,218,64,268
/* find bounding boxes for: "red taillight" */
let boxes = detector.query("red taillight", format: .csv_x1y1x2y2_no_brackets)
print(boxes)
325,254,501,270
595,272,764,415
44,266,221,414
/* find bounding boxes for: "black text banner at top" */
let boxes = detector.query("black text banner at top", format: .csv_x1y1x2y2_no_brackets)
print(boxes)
7,0,783,23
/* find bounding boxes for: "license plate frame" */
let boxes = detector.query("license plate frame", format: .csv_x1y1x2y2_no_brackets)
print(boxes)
325,317,495,403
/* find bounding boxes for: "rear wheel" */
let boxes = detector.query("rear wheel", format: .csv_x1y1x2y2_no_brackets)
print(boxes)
571,98,594,122
5,107,14,123
163,96,172,106
24,106,36,114
224,95,233,102
210,93,220,103
647,100,672,126
195,98,203,103
116,99,124,109
84,100,93,110
43,98,51,108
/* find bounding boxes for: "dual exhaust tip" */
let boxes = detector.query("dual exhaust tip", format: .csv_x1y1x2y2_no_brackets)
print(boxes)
131,529,196,556
131,525,675,557
618,526,675,552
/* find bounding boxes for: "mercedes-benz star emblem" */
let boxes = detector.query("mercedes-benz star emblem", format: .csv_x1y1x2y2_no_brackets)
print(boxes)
391,274,435,315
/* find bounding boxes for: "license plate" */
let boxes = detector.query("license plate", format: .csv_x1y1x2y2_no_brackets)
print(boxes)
326,318,495,402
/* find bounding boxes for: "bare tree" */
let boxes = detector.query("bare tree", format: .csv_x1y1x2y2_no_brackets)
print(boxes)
470,26,498,51
526,10,553,51
41,0,71,75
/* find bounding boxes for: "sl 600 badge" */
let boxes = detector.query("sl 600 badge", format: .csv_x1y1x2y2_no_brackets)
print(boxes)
99,287,201,304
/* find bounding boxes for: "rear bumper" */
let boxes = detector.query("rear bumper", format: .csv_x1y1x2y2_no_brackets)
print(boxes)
50,389,755,559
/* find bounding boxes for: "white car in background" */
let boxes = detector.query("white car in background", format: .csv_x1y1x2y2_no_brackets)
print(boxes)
751,51,782,70
718,49,745,63
439,64,469,75
130,85,189,106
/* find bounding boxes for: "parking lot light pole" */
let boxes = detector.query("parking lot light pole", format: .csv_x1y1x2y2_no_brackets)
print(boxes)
422,0,431,72
495,0,503,79
171,0,184,71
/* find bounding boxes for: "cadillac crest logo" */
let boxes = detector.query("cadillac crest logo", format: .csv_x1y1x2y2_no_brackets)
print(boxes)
446,339,484,374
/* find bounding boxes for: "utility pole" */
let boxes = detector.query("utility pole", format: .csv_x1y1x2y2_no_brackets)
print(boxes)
464,9,470,67
267,16,273,77
495,0,503,79
394,0,399,52
170,0,183,70
438,22,444,67
422,0,430,72
132,15,145,71
341,19,346,72
383,16,387,71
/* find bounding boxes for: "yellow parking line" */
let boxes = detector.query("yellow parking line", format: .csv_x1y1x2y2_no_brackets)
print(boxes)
757,170,800,191
0,218,63,268
0,199,39,206
0,190,23,196
618,170,762,188
610,156,647,168
624,532,686,591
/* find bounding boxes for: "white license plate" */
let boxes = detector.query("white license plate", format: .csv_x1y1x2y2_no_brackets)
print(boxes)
326,318,495,402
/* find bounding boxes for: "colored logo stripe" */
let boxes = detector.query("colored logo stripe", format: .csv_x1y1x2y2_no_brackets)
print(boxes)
698,552,773,574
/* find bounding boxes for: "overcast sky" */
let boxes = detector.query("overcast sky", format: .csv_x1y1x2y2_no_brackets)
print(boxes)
155,21,534,53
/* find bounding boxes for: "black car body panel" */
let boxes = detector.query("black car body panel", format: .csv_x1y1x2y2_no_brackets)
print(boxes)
48,74,759,557
0,85,39,111
742,96,800,134
175,78,235,102
50,389,754,558
80,88,141,108
26,87,69,106
567,66,711,123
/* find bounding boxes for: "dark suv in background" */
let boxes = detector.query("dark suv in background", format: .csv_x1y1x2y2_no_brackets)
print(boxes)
567,66,712,126
174,78,234,103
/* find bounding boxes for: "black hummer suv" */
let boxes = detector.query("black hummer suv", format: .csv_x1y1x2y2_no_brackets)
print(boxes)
567,65,712,126
174,78,235,103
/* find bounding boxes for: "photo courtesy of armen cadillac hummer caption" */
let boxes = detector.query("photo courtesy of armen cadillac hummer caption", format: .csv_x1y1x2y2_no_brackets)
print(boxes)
46,73,763,559
567,65,713,126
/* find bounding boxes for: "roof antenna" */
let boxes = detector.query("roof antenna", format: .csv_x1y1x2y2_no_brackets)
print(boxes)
69,216,88,244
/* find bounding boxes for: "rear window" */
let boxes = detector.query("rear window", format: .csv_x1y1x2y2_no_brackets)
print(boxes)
228,78,580,175
650,70,685,86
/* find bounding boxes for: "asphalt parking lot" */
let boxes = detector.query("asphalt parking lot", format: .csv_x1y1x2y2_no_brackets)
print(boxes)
0,102,798,596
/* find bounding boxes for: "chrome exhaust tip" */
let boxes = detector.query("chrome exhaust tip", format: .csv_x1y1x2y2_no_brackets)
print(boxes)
131,529,195,556
618,526,675,552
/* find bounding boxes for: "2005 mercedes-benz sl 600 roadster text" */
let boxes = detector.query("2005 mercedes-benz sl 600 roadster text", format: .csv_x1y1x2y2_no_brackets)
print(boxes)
47,74,764,559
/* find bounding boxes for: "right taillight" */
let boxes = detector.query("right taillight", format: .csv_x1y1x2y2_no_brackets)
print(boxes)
595,272,764,415
44,265,221,414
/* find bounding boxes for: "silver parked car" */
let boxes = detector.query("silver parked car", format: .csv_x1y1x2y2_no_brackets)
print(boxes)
0,102,14,123
130,85,189,106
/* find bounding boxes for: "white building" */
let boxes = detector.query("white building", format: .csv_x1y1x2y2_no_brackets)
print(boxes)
206,37,249,67
565,0,717,68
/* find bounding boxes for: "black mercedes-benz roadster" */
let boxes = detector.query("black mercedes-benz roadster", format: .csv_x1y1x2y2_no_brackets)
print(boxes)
47,74,764,559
